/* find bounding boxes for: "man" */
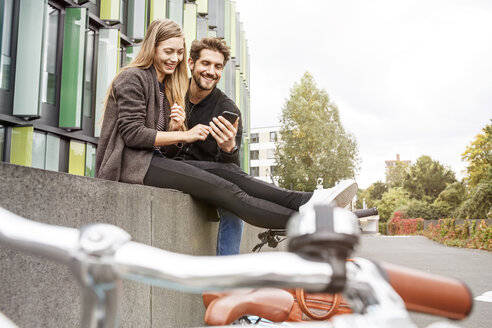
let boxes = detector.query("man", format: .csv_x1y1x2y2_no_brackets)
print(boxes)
174,37,244,255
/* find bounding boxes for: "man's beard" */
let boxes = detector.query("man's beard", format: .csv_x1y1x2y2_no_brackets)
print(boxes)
192,70,218,90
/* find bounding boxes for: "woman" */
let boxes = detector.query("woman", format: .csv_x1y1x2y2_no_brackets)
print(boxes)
96,19,356,229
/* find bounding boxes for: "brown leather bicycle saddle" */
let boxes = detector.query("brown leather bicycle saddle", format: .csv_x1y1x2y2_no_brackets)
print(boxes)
202,288,294,325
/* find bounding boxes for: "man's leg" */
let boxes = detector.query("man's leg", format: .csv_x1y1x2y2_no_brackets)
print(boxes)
216,208,243,256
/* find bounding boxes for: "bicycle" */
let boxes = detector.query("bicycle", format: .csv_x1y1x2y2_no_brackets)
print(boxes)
0,204,472,327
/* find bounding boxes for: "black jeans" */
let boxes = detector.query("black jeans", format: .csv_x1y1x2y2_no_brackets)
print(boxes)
143,155,312,229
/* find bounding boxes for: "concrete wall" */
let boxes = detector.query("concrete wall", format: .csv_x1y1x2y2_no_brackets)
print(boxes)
0,162,282,327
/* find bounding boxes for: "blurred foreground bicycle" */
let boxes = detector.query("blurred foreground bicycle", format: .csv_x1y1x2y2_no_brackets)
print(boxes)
0,205,472,327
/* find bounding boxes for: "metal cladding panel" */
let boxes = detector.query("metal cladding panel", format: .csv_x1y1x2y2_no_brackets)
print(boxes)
85,143,96,177
235,67,240,109
10,126,33,167
45,134,60,171
196,0,208,15
100,0,121,23
68,140,86,176
196,15,208,40
207,0,218,28
0,0,14,91
224,0,231,46
223,60,231,98
31,131,46,169
94,29,120,137
13,0,45,118
183,2,197,69
240,27,245,75
127,0,146,41
168,0,184,27
234,12,240,64
150,0,167,21
207,28,217,37
59,7,87,130
215,0,225,38
230,1,236,58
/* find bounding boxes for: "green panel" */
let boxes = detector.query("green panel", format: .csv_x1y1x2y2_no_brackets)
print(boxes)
127,0,146,40
59,8,87,130
240,28,246,75
150,0,167,21
85,143,96,177
10,126,33,167
0,125,4,161
31,131,46,169
68,140,86,176
168,0,183,27
126,45,141,66
94,29,120,137
13,0,46,118
242,138,249,172
230,1,236,58
83,30,95,118
45,134,60,171
0,0,13,90
224,0,231,46
183,2,197,59
100,0,121,23
196,0,208,14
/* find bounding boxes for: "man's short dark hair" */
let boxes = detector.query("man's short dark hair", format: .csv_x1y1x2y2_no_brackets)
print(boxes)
190,37,231,65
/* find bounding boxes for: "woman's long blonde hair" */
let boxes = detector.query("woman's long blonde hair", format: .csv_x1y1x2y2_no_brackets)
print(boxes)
103,19,189,129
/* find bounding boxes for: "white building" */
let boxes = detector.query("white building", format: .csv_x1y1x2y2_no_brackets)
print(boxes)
249,126,280,184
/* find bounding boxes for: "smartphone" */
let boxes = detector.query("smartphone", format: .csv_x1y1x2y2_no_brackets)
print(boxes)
221,111,239,124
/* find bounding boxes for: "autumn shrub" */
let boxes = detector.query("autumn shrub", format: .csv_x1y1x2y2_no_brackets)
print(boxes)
423,219,491,251
387,212,425,235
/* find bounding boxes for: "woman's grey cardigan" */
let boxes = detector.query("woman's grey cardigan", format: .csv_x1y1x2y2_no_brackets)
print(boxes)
95,66,161,184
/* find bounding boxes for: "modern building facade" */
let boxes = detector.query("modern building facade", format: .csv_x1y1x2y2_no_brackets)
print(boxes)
384,153,411,174
0,0,250,176
249,126,280,184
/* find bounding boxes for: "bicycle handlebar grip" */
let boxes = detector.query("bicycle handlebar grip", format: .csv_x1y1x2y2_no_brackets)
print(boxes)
352,208,378,218
380,262,473,320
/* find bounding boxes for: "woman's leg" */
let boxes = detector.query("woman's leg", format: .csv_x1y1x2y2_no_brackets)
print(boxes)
143,155,296,228
183,160,313,210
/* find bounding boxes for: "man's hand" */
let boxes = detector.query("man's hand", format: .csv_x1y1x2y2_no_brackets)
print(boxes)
209,116,239,152
168,103,186,131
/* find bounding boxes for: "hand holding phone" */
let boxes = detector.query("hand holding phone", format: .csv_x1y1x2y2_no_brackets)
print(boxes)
221,111,239,124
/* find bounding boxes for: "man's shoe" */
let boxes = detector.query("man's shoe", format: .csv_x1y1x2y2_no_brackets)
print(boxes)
299,179,358,212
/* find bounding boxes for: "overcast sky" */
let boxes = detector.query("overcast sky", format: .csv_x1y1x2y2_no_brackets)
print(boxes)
234,0,492,189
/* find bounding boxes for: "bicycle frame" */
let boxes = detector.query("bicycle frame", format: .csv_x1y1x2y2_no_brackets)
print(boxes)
0,206,462,328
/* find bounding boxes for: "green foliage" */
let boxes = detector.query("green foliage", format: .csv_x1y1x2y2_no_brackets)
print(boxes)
276,72,359,191
457,181,492,220
386,161,409,188
423,219,492,251
374,187,411,221
461,123,492,189
432,182,467,218
378,221,388,235
400,199,437,220
356,181,387,208
402,155,456,202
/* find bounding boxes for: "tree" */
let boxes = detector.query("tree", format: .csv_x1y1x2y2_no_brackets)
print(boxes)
386,161,409,188
457,181,492,220
374,187,411,221
461,123,492,189
356,181,387,208
275,72,359,191
402,155,456,202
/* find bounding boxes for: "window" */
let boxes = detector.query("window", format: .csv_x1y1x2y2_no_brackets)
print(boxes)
41,5,60,105
267,149,275,159
0,0,13,91
270,131,277,142
250,150,259,160
270,166,277,176
250,133,259,143
250,167,259,177
0,125,4,161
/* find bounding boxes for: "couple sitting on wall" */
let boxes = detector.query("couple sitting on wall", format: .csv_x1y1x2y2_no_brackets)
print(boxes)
95,19,357,255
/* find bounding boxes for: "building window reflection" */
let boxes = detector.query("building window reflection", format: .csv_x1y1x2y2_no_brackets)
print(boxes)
0,0,13,91
41,5,60,104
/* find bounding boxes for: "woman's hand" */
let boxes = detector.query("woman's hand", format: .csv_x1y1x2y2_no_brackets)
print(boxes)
185,124,211,142
168,103,186,131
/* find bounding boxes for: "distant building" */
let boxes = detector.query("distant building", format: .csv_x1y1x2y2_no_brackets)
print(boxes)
385,154,411,174
249,126,280,184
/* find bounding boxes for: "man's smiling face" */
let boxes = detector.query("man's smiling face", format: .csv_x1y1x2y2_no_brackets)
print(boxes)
189,49,225,91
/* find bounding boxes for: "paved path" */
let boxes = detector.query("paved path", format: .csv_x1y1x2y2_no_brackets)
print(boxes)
354,235,492,328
